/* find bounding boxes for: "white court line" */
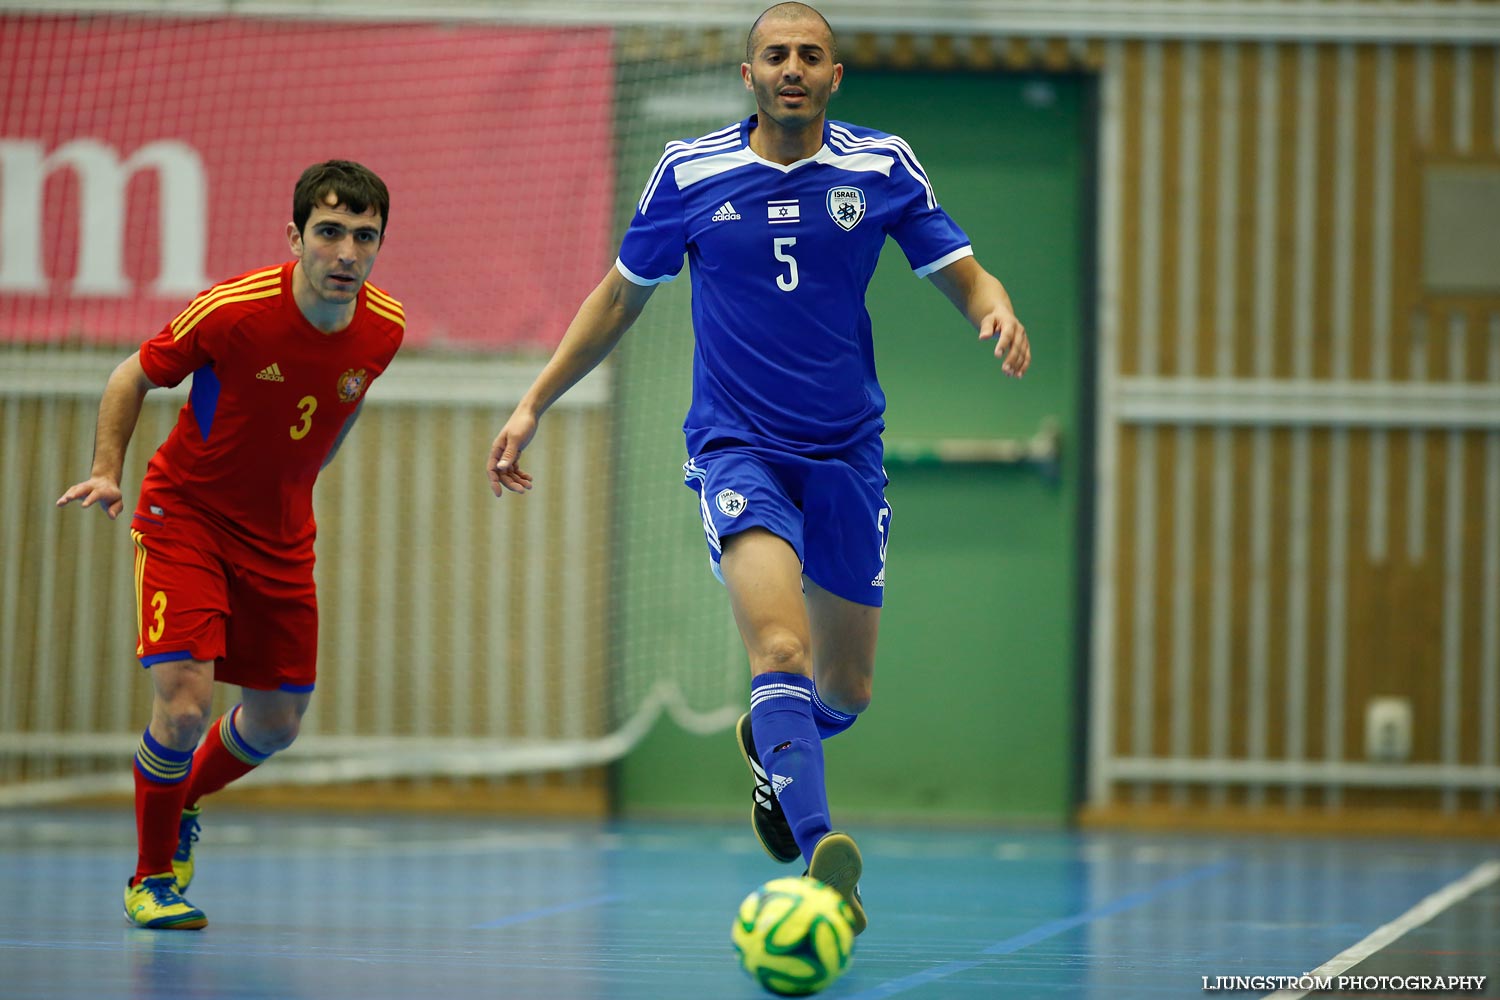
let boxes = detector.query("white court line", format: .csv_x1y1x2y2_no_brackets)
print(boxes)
1263,860,1500,999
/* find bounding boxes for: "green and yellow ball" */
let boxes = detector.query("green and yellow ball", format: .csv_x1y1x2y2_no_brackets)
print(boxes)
732,875,855,996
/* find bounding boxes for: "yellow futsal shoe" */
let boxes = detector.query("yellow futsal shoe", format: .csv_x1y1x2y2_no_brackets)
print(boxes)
807,831,867,936
172,805,201,891
124,874,207,930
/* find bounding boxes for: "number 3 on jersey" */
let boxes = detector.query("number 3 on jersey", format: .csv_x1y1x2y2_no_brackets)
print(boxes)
773,237,799,292
148,590,166,642
290,395,317,440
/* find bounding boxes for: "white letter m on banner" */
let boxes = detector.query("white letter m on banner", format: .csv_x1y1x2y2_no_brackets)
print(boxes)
0,138,209,297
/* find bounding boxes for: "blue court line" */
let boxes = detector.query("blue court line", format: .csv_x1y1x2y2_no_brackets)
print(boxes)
842,860,1236,1000
982,859,1237,955
470,892,626,930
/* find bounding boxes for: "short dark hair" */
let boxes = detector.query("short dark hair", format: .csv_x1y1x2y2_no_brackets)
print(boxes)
746,2,837,62
292,160,390,235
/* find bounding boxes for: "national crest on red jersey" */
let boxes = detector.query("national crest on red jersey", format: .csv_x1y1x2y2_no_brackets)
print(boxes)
337,368,369,404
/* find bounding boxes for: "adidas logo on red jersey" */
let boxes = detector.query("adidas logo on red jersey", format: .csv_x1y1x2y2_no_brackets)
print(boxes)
255,363,285,382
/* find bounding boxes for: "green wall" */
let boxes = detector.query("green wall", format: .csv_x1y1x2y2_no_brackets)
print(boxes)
613,71,1091,824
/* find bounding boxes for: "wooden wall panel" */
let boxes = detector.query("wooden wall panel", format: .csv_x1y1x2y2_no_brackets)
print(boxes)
0,389,610,809
1094,35,1500,829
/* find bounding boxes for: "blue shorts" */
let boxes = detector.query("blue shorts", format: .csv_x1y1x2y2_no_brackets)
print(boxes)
682,440,892,607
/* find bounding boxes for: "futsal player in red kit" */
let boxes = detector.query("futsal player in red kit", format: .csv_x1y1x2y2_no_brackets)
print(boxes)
56,161,404,929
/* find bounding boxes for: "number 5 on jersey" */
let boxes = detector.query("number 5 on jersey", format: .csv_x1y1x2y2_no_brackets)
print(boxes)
773,237,799,292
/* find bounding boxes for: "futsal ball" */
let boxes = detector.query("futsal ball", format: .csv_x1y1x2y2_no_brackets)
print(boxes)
732,875,855,996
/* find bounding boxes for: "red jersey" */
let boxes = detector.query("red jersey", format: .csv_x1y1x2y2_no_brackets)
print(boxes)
137,262,404,556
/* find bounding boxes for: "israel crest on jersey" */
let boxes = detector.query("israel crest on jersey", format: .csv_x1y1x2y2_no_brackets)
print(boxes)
826,186,866,231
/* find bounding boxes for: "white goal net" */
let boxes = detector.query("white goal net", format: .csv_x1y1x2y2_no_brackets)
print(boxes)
0,6,764,805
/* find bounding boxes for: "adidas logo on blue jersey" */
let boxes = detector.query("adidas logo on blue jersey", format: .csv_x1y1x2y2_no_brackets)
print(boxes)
710,201,741,222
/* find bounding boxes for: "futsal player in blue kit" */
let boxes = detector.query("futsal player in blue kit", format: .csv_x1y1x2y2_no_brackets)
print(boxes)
486,2,1030,936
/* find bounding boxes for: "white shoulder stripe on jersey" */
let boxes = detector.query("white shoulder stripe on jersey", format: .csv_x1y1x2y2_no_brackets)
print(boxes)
913,244,973,279
639,126,744,213
828,133,922,175
832,137,934,209
812,148,895,177
662,121,740,154
639,135,743,213
645,122,741,193
650,122,739,170
674,148,760,190
830,123,925,175
672,144,895,193
615,257,678,287
829,132,934,209
829,124,936,209
829,130,929,191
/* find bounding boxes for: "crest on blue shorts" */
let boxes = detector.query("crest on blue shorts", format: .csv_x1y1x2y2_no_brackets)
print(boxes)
716,489,747,518
826,186,866,231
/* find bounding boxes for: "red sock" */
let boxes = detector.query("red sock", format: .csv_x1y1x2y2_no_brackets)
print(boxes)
183,706,269,806
132,729,193,885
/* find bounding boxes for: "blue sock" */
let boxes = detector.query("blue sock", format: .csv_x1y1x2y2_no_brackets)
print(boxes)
750,672,831,864
810,682,858,739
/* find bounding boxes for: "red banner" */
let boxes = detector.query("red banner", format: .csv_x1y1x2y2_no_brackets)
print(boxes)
0,15,615,350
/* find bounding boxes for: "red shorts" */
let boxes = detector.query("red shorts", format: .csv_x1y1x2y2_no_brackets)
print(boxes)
129,499,318,692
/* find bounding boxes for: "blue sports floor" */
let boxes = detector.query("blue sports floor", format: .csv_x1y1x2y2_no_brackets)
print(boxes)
2,808,1497,999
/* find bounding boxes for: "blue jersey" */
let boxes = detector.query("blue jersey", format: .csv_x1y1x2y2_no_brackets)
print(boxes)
616,115,971,456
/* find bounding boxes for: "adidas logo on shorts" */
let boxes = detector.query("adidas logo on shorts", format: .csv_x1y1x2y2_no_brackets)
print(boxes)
711,201,741,222
256,363,285,382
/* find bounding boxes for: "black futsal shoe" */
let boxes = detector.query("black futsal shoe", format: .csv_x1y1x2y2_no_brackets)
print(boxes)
736,712,801,864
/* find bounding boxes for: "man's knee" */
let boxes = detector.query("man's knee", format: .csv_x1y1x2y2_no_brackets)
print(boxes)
154,700,211,749
818,674,872,716
237,696,310,753
150,660,215,748
751,632,812,676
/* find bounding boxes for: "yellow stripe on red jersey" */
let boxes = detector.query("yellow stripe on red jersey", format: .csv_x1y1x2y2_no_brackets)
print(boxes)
364,283,403,313
365,302,405,329
170,266,282,341
362,283,405,330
